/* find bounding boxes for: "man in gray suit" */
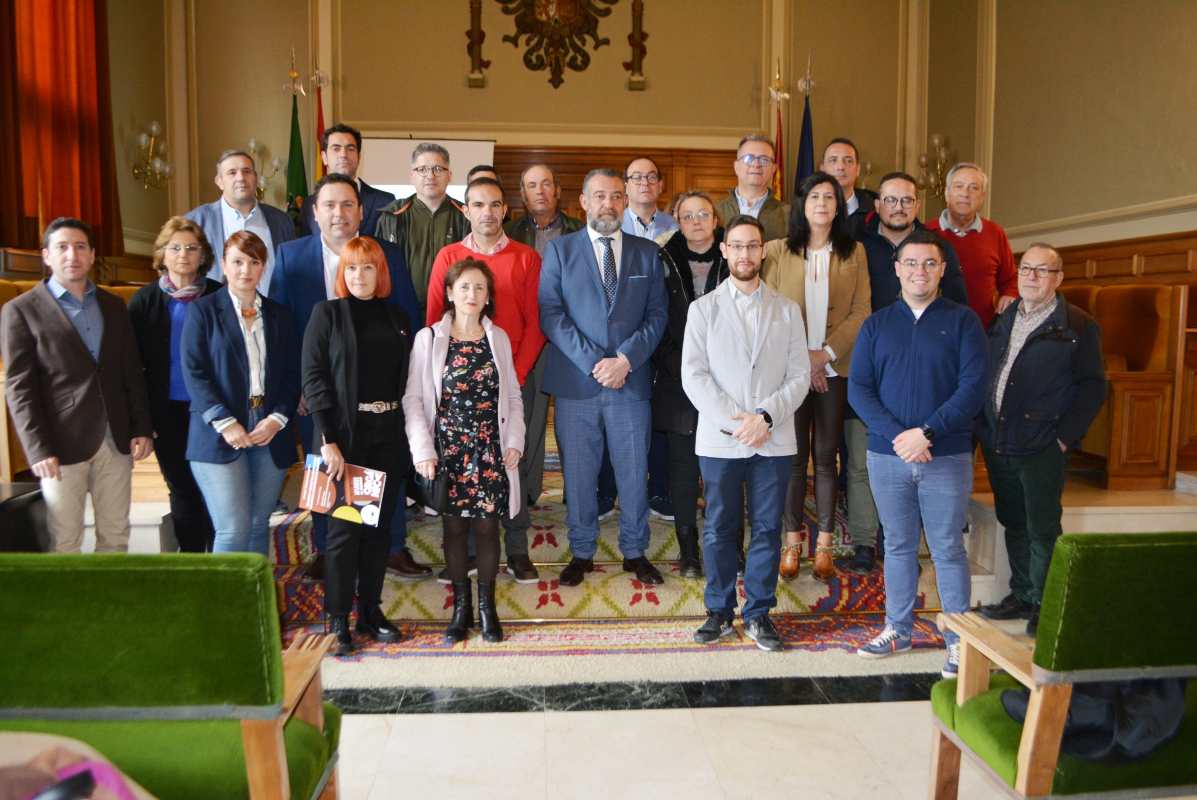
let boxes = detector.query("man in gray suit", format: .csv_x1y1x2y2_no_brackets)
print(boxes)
185,149,295,291
682,214,810,651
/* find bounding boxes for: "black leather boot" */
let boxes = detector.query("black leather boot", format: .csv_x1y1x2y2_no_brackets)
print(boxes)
676,525,703,578
328,615,354,656
444,581,473,644
477,581,504,643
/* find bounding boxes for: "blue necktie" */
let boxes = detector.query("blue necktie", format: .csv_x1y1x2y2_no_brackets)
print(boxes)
599,236,617,306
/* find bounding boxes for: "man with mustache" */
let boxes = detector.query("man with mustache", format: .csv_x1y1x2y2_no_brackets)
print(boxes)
425,177,546,583
185,149,295,292
539,168,668,587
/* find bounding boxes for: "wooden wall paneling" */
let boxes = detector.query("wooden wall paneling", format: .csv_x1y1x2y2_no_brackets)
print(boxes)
1179,335,1197,470
1091,254,1137,280
1055,231,1197,288
1141,250,1190,276
1061,256,1090,281
1105,373,1173,490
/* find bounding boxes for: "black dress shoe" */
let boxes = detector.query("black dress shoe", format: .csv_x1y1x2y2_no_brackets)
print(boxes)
558,557,594,587
845,545,876,575
622,556,664,585
328,615,354,656
979,593,1034,620
506,554,540,584
356,604,403,643
693,611,734,644
744,615,784,651
1026,607,1040,637
675,525,703,579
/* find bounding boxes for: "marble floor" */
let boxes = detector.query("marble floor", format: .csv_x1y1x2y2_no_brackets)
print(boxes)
337,700,1017,800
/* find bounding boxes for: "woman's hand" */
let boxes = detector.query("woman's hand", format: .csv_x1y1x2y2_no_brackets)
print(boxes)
247,415,283,446
415,458,438,481
221,422,253,450
320,442,345,482
503,448,521,470
809,349,831,393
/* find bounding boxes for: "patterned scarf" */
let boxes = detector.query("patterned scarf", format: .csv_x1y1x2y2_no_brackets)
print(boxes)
158,273,206,302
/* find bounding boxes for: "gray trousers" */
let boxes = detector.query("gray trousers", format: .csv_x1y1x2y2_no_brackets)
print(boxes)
845,417,879,548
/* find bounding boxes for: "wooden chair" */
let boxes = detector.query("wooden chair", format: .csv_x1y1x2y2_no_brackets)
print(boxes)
929,532,1197,799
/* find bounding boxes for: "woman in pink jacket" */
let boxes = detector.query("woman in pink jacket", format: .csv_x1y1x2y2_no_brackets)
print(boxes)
403,258,526,644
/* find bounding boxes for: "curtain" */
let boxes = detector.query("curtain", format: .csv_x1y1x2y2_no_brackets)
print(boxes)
5,0,123,255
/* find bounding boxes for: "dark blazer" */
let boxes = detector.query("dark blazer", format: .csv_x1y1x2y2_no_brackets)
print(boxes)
652,228,728,435
504,212,585,250
858,214,969,312
298,179,396,239
269,234,421,346
301,298,413,470
845,187,878,240
128,278,223,434
538,229,668,401
183,199,295,280
0,282,152,465
180,289,299,468
977,296,1107,456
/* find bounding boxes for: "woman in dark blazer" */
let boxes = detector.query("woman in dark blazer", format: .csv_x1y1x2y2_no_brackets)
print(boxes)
181,230,299,557
302,236,412,655
129,216,222,552
653,191,729,579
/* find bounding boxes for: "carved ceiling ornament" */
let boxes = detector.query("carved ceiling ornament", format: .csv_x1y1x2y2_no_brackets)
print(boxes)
496,0,618,89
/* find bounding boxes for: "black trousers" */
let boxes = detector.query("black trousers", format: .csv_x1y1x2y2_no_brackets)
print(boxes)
156,400,214,552
783,376,847,533
325,415,405,616
666,431,700,528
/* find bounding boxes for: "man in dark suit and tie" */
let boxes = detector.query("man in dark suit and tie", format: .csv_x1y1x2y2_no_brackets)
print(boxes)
298,124,396,239
539,168,668,587
271,173,425,579
1,218,154,552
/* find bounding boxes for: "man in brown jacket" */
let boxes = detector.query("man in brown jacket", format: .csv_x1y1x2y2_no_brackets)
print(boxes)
714,134,791,242
1,218,153,552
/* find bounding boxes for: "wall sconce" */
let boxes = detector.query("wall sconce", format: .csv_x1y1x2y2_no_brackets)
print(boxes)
917,133,955,198
132,121,173,190
246,138,283,201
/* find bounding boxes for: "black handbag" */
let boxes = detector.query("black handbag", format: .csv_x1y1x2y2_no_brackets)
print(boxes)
408,442,449,513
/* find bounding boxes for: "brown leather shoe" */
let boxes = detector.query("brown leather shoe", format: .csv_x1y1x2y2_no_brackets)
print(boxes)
813,544,836,581
387,547,432,580
779,531,802,581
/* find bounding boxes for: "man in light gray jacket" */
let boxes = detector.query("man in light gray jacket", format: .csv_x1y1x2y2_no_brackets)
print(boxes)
682,214,810,651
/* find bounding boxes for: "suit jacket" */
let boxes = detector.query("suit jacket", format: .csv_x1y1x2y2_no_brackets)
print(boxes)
180,289,299,468
715,190,790,242
298,179,396,239
184,199,295,281
269,234,421,345
301,297,412,463
1,282,152,465
402,315,526,519
760,239,872,376
681,280,811,458
504,212,584,250
538,229,668,401
128,278,223,434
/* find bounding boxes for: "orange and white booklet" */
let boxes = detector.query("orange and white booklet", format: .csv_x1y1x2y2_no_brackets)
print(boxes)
298,454,387,527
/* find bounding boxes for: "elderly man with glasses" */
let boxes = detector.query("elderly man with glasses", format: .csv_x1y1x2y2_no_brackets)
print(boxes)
976,243,1106,636
715,135,790,242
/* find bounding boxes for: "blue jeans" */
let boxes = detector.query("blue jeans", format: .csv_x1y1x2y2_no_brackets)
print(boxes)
867,451,972,645
698,454,792,621
555,391,651,559
192,445,287,558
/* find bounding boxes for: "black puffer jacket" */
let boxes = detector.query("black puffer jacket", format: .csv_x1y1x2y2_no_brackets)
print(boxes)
977,295,1106,456
651,229,728,435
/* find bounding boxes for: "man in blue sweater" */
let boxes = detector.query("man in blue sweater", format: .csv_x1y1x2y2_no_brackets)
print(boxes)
848,229,987,679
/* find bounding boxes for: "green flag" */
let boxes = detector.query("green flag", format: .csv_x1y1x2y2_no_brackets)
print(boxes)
285,94,307,221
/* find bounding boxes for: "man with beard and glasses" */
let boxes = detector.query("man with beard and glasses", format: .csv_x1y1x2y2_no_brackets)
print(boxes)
539,168,668,588
682,214,810,651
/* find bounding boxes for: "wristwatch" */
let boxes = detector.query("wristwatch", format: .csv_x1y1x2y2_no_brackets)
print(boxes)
754,407,773,429
920,425,936,442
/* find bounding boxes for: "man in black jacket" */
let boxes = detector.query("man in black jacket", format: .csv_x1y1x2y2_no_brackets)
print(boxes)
820,137,877,240
977,243,1106,635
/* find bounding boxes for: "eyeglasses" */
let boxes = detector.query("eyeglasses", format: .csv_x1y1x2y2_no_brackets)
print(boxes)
625,172,660,184
587,191,626,204
412,165,448,176
880,196,918,208
898,258,943,271
680,210,712,223
726,242,763,254
164,244,201,254
1018,265,1062,278
737,154,775,167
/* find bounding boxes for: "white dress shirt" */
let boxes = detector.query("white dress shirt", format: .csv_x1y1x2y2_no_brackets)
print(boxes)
845,192,859,217
728,279,763,351
586,225,623,279
212,290,288,434
735,188,770,218
320,237,341,301
219,198,277,291
804,244,837,377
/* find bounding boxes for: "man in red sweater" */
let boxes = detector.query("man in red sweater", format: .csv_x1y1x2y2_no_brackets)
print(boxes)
926,162,1018,329
426,177,546,582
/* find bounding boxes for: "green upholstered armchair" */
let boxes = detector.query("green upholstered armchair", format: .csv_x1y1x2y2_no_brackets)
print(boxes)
0,553,341,799
929,532,1197,798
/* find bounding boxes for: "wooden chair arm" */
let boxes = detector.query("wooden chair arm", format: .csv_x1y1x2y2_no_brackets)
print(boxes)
282,633,334,728
939,613,1035,692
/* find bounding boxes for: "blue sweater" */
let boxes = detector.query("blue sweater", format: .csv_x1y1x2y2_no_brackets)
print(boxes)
848,297,988,457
